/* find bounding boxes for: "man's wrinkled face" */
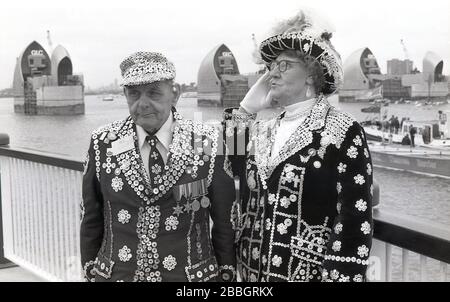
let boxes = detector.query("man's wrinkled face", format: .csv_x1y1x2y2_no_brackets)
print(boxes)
124,81,177,134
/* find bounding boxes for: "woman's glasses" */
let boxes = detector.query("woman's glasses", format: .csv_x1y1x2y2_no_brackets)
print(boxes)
269,60,304,73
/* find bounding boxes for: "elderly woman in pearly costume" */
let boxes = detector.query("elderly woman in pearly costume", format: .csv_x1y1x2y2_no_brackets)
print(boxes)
224,10,374,282
81,52,236,282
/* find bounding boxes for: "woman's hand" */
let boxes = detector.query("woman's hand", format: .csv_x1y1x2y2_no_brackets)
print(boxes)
240,71,272,113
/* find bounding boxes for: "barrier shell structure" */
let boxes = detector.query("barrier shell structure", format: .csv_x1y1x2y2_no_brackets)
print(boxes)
13,41,85,115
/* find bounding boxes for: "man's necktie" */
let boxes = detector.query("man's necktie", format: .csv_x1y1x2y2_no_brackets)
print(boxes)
146,135,165,194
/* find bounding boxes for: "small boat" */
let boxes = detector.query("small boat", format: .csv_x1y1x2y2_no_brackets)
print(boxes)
361,105,380,113
103,96,114,101
369,142,450,178
363,109,450,149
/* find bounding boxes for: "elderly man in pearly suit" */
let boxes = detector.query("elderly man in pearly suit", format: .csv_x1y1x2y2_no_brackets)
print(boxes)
80,52,236,282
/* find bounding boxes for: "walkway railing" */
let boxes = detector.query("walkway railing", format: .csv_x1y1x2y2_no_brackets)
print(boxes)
0,139,449,282
0,143,84,281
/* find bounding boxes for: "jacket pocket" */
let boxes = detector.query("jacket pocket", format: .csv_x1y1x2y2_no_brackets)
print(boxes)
185,256,218,282
289,230,329,281
93,252,115,280
290,235,327,266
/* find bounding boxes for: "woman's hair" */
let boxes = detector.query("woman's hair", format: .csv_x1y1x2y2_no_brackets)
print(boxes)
283,50,325,94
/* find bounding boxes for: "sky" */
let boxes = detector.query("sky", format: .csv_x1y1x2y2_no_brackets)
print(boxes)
0,0,449,90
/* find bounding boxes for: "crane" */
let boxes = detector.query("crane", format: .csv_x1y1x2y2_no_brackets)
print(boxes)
47,30,53,52
400,39,415,73
400,39,410,60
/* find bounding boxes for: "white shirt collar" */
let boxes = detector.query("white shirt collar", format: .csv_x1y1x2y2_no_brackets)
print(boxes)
283,97,317,118
136,111,173,151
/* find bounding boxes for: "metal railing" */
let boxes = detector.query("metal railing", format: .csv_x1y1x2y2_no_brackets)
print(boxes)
370,210,450,281
0,142,83,281
0,139,449,282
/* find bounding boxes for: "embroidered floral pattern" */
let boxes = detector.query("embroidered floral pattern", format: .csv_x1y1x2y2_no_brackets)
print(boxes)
117,209,131,224
277,223,288,235
353,135,362,146
337,162,347,173
262,255,267,265
163,255,177,271
354,174,365,185
332,240,342,252
334,223,343,234
364,148,369,158
276,218,292,235
118,246,132,262
151,151,159,160
111,177,124,192
353,274,364,282
361,221,371,235
252,247,260,260
280,196,291,208
357,245,369,258
268,193,277,205
151,164,162,174
355,199,367,212
322,269,363,282
347,146,358,159
265,218,272,231
165,216,179,231
272,255,282,267
367,163,372,175
336,182,342,194
339,275,350,282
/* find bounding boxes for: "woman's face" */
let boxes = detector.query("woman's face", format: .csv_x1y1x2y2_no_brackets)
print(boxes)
268,51,310,106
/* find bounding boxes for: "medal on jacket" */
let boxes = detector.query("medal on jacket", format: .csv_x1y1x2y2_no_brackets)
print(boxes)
247,170,256,190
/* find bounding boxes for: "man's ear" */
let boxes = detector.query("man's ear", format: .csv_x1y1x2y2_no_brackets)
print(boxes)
306,76,314,85
171,83,181,105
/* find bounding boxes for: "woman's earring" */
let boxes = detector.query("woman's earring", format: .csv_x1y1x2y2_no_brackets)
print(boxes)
305,85,312,98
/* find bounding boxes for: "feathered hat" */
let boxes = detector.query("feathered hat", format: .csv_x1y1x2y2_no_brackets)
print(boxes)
259,9,343,95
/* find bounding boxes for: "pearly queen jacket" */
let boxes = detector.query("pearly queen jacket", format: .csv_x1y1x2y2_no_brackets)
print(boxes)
223,96,374,282
80,110,236,282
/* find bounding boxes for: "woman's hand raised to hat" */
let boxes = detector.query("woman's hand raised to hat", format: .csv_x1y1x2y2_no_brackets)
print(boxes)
239,71,272,114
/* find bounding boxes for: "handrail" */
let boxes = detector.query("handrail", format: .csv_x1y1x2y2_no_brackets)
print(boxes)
1,145,449,264
0,146,83,172
373,209,450,264
0,145,449,282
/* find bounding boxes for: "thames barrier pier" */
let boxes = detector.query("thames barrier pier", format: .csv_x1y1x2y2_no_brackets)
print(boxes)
12,41,85,115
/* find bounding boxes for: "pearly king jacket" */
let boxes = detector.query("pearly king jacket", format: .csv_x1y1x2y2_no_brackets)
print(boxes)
223,96,374,282
80,110,236,282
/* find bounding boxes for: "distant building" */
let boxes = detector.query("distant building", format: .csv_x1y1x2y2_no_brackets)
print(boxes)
339,48,384,102
197,44,243,106
13,41,84,115
341,48,448,102
221,74,249,108
387,59,413,75
197,44,264,107
405,52,448,100
381,76,410,100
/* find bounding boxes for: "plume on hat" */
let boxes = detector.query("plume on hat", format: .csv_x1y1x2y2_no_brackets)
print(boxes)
269,8,336,41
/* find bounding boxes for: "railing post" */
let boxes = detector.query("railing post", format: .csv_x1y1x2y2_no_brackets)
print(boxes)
0,133,14,268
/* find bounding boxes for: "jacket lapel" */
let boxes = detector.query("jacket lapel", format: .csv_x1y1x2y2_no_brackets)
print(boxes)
253,95,331,188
